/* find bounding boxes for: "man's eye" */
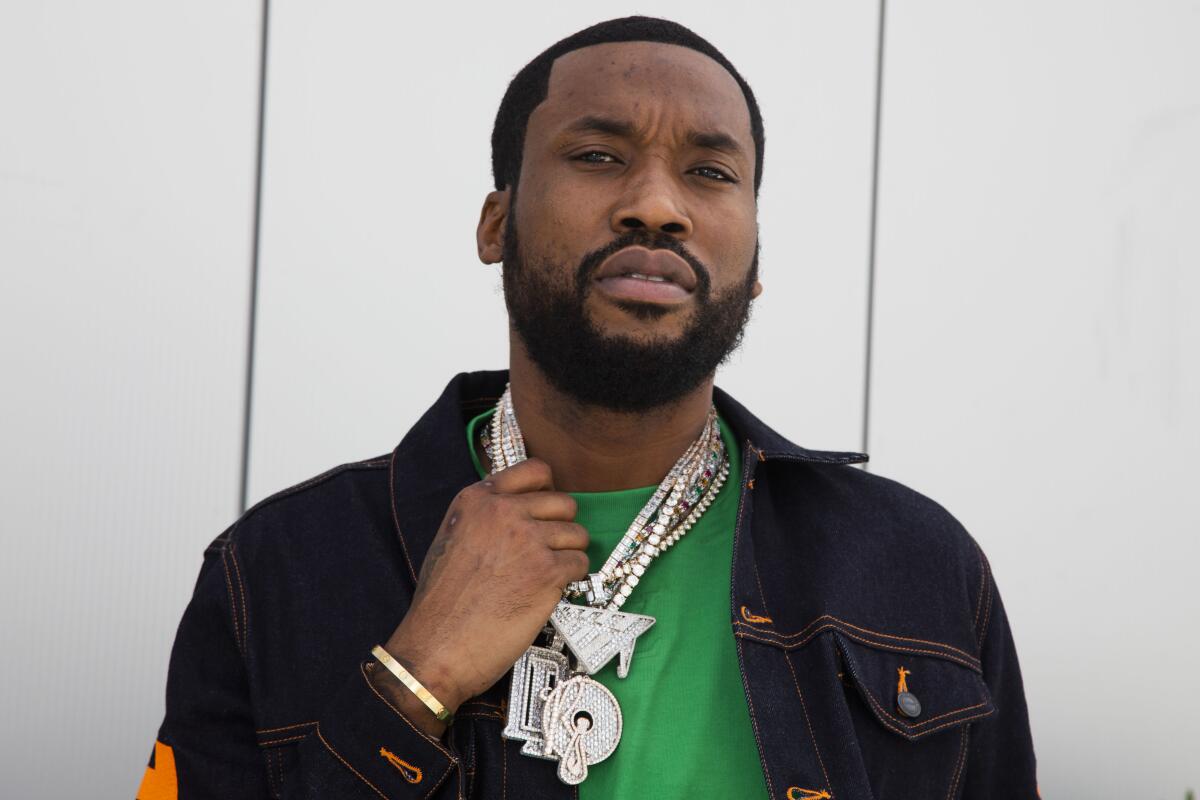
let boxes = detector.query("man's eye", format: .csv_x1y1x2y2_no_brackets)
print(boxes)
575,151,619,164
693,166,735,182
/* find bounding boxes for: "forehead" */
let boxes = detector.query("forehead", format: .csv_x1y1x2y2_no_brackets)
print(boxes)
532,41,753,149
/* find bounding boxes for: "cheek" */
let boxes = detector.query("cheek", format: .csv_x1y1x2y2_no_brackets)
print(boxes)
703,211,757,288
515,176,605,268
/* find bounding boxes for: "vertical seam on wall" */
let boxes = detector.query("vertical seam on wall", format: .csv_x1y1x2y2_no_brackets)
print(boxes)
239,0,271,514
861,0,888,466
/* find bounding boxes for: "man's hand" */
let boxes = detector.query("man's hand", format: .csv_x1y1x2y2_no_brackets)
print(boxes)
372,458,589,735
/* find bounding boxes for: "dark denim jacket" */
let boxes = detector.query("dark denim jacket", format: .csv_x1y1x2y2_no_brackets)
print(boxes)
147,370,1037,799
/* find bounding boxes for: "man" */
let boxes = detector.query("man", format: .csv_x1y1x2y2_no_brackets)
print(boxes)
140,16,1037,799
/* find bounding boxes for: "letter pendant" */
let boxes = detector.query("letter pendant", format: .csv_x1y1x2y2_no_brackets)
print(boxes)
501,645,570,757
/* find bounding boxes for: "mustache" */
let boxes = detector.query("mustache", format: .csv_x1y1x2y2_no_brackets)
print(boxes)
573,231,713,298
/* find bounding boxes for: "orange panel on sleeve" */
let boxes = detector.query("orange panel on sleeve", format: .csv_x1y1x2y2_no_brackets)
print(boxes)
136,740,178,800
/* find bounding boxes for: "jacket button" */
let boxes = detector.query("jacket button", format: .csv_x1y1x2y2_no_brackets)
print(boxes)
897,691,922,718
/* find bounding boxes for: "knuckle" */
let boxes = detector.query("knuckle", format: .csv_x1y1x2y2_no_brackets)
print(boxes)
458,483,485,506
564,551,589,579
489,493,515,516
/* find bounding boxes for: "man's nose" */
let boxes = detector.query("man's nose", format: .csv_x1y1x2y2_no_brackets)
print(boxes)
609,164,693,239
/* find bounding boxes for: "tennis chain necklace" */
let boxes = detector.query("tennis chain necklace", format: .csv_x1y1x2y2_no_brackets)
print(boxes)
488,384,730,785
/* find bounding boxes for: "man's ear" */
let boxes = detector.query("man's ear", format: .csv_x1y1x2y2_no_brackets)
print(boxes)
476,189,511,264
751,279,764,299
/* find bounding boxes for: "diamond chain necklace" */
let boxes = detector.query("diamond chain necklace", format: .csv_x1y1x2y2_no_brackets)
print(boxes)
485,384,730,607
490,383,731,784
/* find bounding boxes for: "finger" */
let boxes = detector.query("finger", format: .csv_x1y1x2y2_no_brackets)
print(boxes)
512,491,577,522
539,521,590,551
550,549,591,584
484,457,554,493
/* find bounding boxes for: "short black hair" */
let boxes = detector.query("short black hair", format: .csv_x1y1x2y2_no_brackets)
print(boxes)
490,16,765,196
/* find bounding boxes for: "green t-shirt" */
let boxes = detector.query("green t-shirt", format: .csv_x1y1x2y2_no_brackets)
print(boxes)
467,410,767,798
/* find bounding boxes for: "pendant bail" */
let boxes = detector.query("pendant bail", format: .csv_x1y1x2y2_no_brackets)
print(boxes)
585,573,610,605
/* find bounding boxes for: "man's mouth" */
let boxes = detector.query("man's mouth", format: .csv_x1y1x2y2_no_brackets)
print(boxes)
592,246,697,305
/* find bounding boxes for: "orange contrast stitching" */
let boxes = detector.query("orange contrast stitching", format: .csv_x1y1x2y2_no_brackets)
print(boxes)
751,548,772,620
379,747,422,784
741,605,774,624
972,544,986,632
782,652,833,793
787,789,832,800
737,614,981,665
727,445,776,800
746,479,756,490
500,724,508,800
848,657,989,731
257,733,309,746
461,700,503,709
257,720,318,734
734,637,777,799
854,674,992,737
389,448,419,585
315,725,388,800
228,543,249,652
359,662,457,760
945,724,970,800
978,557,995,645
735,626,981,672
219,548,243,654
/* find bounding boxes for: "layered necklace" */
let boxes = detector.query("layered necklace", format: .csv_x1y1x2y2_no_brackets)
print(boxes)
488,384,730,785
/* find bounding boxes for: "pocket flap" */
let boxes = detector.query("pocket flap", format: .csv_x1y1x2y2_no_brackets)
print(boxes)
835,633,995,741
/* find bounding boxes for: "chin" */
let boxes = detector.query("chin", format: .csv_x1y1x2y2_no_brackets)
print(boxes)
592,315,691,344
589,297,691,329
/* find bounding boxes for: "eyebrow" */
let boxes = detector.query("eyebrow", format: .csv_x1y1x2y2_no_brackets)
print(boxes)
562,115,747,158
563,115,638,139
686,129,746,157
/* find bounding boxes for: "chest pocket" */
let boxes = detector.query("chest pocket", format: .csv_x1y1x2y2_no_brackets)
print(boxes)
835,633,994,741
833,632,994,799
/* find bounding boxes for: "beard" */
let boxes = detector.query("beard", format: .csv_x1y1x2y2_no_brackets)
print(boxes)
501,214,758,413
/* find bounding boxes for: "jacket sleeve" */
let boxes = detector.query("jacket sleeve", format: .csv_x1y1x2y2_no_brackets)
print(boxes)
138,538,461,800
962,555,1040,798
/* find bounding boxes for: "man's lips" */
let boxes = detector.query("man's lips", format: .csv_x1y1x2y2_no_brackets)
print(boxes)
592,246,698,305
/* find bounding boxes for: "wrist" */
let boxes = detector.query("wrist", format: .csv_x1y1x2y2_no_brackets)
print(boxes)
380,632,468,714
366,661,450,738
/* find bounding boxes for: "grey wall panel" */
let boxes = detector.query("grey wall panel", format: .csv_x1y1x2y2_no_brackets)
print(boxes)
247,1,878,504
0,3,261,797
870,1,1200,795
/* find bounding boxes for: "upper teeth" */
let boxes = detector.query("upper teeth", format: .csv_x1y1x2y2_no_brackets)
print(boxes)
628,272,669,283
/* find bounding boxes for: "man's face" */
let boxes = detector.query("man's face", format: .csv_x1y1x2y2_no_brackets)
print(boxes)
486,41,761,411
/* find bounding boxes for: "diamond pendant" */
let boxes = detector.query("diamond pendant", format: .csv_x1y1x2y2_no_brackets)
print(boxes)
502,602,655,784
540,674,622,785
550,602,656,678
501,645,569,758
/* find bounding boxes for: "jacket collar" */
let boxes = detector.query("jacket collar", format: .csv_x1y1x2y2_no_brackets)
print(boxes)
388,369,867,584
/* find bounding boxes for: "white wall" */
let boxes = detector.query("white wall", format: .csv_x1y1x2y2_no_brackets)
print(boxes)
1,2,1196,797
0,3,261,798
870,2,1200,797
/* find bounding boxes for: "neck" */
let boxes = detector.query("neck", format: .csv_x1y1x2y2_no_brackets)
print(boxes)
505,345,716,493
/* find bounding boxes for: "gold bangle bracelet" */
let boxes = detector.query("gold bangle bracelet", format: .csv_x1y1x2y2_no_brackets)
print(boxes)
371,645,454,724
